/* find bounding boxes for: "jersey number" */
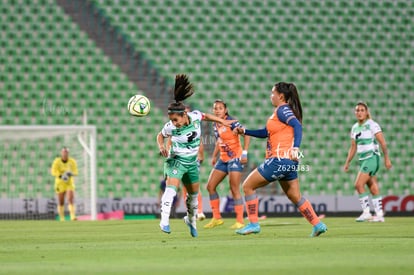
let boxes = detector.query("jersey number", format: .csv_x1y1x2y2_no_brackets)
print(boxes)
186,131,197,142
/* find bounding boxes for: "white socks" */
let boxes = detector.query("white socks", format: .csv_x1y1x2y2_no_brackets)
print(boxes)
358,193,370,213
359,193,384,217
372,195,384,217
160,188,199,227
160,187,177,226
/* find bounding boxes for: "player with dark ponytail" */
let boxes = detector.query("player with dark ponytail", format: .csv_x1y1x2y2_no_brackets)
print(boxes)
232,82,327,237
275,82,303,122
156,74,234,237
166,74,195,113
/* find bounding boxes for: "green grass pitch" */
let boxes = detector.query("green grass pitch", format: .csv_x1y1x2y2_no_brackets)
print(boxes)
1,217,413,274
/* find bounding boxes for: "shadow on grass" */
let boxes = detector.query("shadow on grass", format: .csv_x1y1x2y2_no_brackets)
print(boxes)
261,222,302,227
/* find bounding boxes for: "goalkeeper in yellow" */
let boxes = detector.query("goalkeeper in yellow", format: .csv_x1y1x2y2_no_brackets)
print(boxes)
51,147,78,221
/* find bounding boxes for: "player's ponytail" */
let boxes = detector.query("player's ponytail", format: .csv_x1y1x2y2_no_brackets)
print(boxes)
168,74,194,114
287,83,302,123
275,82,303,123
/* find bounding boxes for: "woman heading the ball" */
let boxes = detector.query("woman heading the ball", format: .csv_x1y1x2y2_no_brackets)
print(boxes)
232,82,327,237
156,74,233,237
164,106,206,221
343,102,392,222
204,99,250,230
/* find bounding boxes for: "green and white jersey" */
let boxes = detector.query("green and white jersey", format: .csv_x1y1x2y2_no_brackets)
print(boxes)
161,110,203,165
350,119,382,160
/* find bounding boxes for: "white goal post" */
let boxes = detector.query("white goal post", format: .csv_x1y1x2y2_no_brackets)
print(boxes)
0,125,97,220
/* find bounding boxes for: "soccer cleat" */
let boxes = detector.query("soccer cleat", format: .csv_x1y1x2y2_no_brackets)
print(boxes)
203,218,224,229
235,222,261,235
370,215,385,222
355,212,373,222
160,224,171,234
310,222,328,237
230,222,245,229
196,212,206,221
183,216,198,237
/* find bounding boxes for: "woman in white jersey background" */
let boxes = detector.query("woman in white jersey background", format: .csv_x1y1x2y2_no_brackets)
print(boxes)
157,74,233,237
343,102,392,222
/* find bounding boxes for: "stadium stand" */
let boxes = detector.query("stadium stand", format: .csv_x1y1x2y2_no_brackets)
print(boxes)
1,0,413,199
0,0,165,198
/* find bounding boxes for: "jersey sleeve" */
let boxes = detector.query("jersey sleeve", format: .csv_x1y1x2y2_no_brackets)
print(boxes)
276,106,302,147
244,127,268,138
350,124,357,139
161,121,173,137
191,110,204,120
370,120,382,135
276,105,296,124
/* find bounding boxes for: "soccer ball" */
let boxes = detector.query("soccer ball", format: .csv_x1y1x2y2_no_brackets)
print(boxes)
128,95,151,117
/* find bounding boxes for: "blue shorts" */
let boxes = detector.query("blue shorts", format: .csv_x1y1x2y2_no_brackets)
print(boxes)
257,158,298,182
214,158,243,173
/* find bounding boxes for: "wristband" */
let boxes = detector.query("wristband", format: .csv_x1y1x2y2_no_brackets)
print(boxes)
242,150,248,158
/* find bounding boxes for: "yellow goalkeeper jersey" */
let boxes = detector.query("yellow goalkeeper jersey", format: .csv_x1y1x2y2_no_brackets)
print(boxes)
51,157,78,185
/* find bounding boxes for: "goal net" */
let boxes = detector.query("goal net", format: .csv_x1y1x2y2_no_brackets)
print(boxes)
0,126,97,220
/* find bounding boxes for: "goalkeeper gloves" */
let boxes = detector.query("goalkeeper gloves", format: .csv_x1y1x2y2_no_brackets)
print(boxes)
60,171,72,182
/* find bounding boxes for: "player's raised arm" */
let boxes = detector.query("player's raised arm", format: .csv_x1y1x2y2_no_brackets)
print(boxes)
233,125,268,139
203,112,235,127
